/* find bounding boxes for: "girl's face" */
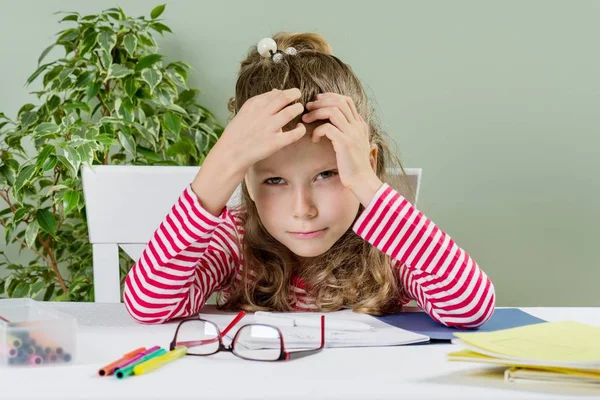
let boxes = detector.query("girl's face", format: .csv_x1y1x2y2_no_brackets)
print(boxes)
245,123,360,259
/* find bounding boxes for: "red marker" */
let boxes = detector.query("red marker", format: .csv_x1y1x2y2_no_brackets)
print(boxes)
98,347,148,376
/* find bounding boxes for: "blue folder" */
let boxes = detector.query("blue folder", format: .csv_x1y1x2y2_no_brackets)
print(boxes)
375,308,546,341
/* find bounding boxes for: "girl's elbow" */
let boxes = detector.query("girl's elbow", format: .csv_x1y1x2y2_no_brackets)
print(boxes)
126,307,171,325
452,289,497,329
433,285,497,329
123,293,172,325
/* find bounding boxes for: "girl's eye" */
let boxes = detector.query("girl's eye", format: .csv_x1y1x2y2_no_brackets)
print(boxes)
264,177,285,185
316,170,338,180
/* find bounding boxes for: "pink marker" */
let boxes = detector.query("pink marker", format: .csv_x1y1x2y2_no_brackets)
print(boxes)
29,354,43,366
114,345,160,371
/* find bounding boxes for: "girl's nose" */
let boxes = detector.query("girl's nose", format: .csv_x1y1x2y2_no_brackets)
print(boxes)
292,188,318,220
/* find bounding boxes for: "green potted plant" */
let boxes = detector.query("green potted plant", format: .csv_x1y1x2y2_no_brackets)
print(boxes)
0,4,222,301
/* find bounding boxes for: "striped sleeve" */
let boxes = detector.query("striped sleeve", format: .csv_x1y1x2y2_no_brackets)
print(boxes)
123,185,241,324
353,183,495,328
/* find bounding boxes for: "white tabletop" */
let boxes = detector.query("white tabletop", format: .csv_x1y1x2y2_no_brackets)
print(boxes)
2,304,599,400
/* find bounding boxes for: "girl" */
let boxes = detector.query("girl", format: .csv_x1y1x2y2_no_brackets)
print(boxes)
123,32,495,328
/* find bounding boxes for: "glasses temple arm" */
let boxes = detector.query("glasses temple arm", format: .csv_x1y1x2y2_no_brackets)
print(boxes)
220,311,247,338
284,315,326,360
286,347,324,360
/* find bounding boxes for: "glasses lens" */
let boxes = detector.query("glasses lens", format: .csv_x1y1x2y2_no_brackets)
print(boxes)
233,325,282,361
175,320,220,355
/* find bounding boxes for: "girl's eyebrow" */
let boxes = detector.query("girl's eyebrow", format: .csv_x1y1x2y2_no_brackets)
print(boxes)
312,164,338,173
256,164,337,177
254,167,279,176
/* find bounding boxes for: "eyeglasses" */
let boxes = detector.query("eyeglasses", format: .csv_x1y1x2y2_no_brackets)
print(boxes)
169,311,325,361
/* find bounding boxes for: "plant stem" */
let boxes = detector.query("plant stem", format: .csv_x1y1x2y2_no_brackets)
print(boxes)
51,170,58,217
0,190,16,213
96,93,110,117
104,81,111,100
38,235,68,294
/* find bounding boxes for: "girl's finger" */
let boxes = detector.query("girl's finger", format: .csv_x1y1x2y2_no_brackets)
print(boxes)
306,97,353,123
266,88,302,115
272,102,305,129
344,96,361,122
312,122,344,144
359,115,370,136
246,88,287,109
276,123,306,148
302,107,350,132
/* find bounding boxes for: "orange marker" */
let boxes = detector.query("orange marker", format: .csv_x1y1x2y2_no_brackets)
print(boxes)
98,347,147,376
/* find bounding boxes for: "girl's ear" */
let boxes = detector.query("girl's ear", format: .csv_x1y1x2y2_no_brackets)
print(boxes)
244,174,255,202
369,145,378,172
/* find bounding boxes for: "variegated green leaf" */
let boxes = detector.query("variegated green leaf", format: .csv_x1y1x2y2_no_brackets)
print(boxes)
141,68,161,94
123,33,138,57
106,64,133,80
14,165,37,193
98,31,117,54
34,123,59,136
35,145,55,170
118,131,136,156
167,71,187,89
25,222,39,248
63,146,81,175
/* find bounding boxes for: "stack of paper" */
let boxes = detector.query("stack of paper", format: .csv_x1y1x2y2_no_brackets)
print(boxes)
505,367,600,387
448,321,600,387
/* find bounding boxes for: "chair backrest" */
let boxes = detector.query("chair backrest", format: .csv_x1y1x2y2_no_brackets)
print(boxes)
82,165,422,302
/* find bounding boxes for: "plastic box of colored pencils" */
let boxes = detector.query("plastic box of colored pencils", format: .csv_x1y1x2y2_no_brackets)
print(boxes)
0,298,77,367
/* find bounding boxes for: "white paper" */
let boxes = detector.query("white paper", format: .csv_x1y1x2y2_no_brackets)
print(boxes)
198,308,429,349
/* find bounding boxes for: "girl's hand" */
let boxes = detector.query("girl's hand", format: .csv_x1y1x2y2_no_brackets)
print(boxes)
190,88,306,216
216,88,307,171
302,93,383,206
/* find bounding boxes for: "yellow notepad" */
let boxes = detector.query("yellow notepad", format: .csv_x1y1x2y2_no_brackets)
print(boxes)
448,321,600,375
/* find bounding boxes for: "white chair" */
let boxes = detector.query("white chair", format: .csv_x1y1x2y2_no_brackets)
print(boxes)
81,165,422,303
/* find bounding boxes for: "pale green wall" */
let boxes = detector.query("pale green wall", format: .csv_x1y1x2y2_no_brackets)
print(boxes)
1,0,599,305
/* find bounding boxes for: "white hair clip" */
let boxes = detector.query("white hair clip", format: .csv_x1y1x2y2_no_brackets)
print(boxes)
257,37,297,63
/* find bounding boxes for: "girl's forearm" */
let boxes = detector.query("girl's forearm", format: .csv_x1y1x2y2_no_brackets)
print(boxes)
191,143,249,216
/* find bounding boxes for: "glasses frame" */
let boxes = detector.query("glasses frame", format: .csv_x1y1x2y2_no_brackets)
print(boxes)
170,311,325,361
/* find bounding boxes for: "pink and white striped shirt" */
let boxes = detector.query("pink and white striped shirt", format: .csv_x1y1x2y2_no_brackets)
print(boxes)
124,183,495,328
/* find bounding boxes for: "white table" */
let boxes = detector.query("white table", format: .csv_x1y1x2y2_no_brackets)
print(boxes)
1,304,599,400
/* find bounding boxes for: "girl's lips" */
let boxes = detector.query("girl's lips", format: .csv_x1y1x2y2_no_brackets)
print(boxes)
288,228,328,239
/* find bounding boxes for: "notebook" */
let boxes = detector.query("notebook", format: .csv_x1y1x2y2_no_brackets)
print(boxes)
198,308,429,349
375,308,546,341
